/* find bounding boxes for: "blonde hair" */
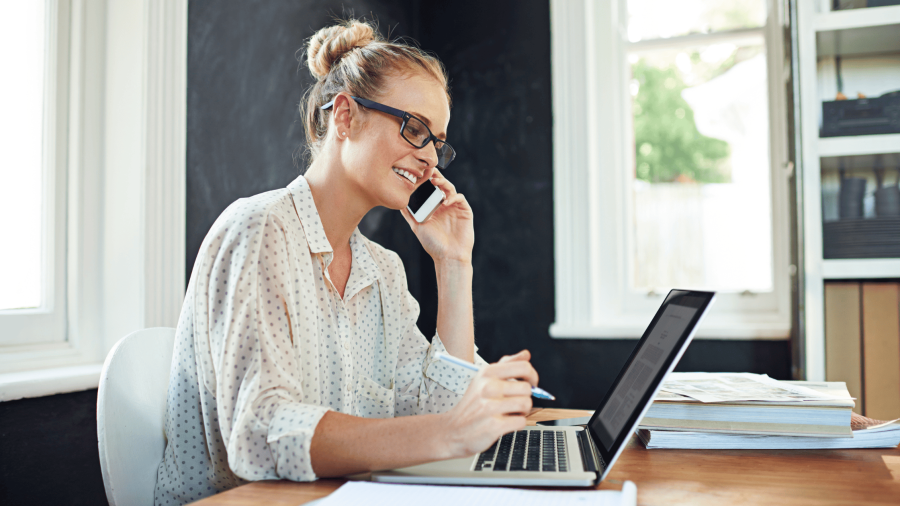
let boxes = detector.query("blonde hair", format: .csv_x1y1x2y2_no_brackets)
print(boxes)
301,19,450,162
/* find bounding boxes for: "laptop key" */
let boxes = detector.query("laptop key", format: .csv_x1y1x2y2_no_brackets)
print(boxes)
525,431,541,470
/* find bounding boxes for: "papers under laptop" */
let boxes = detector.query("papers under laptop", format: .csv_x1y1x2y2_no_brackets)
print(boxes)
371,289,716,487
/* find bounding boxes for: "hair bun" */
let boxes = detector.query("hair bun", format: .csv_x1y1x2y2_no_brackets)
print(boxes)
307,20,377,79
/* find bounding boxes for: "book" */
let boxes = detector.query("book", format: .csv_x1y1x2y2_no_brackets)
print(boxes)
637,413,900,450
639,376,855,438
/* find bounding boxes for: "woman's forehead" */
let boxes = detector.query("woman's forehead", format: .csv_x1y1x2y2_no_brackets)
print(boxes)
380,73,450,136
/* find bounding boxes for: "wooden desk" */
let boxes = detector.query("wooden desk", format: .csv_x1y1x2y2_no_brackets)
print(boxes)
192,408,900,506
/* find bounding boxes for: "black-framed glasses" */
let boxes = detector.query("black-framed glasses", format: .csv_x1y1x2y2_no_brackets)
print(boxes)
321,96,456,170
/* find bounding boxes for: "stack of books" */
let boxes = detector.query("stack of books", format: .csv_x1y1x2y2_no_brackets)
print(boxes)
636,373,900,450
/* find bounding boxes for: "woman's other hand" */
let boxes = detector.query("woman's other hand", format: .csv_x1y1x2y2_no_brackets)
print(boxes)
437,350,538,459
400,169,474,264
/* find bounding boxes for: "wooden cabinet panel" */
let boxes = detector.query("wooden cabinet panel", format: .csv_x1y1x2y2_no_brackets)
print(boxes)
861,282,900,420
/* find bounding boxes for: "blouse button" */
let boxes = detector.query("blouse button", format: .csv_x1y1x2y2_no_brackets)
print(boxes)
343,342,350,351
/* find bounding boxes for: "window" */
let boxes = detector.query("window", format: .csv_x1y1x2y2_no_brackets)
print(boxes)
550,0,790,339
0,0,187,383
627,0,772,294
0,0,67,346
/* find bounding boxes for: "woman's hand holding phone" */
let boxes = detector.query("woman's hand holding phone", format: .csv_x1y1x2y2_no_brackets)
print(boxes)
400,169,474,264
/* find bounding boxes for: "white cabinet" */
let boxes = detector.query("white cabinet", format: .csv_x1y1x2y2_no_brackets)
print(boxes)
794,1,900,380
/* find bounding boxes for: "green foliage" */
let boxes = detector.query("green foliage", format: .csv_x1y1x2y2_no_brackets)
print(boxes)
632,59,731,183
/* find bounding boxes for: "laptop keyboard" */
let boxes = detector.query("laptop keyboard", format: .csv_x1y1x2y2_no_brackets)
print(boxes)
474,430,569,472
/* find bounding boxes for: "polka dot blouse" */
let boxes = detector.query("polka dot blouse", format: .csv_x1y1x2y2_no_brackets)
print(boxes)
154,175,486,505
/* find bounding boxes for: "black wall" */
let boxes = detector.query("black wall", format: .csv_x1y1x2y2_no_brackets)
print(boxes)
0,390,107,505
185,0,421,288
0,1,790,503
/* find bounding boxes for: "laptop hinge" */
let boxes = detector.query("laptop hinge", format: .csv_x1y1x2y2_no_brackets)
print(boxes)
576,428,600,473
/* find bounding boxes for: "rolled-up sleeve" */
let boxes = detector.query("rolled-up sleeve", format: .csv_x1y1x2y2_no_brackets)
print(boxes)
393,291,487,416
207,214,329,482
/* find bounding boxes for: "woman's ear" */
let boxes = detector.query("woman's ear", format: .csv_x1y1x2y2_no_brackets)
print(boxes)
330,92,356,140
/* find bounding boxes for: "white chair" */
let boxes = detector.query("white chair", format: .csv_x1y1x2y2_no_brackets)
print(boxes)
97,327,176,506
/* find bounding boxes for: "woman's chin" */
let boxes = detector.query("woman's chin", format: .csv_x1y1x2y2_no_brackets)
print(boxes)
385,200,408,212
381,189,412,211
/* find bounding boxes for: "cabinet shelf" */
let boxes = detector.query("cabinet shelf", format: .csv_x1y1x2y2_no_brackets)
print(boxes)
815,6,900,57
822,258,900,279
818,134,900,157
816,5,900,32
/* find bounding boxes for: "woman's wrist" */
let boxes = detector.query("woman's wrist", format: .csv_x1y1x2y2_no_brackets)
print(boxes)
434,411,465,460
434,257,473,277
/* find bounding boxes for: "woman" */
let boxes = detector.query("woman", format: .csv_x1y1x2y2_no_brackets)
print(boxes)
154,19,538,505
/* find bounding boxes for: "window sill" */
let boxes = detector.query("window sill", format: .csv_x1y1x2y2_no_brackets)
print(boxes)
549,320,790,340
0,363,103,402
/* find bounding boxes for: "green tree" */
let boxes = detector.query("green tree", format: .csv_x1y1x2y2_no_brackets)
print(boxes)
632,59,730,183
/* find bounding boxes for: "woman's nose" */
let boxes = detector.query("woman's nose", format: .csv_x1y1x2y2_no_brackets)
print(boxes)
416,141,439,169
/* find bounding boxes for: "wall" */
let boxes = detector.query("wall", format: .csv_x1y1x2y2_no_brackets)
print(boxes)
185,0,420,285
0,390,107,505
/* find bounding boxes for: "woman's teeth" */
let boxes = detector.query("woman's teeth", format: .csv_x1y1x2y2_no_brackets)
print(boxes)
392,167,417,184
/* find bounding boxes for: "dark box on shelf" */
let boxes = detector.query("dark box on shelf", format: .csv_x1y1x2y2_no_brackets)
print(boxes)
821,93,900,137
823,217,900,259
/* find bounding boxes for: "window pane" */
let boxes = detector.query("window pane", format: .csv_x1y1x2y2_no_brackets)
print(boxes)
629,42,773,293
0,2,46,310
627,0,766,42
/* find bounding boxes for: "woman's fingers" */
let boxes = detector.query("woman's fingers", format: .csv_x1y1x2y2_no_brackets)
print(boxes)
495,395,533,416
443,192,468,208
498,349,531,363
479,381,532,412
501,379,534,398
430,174,457,200
399,207,418,231
481,377,533,398
481,360,539,387
500,415,528,434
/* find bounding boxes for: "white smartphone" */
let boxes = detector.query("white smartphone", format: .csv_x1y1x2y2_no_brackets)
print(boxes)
407,182,445,223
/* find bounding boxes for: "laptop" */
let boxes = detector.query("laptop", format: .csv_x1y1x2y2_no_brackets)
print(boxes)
372,289,715,487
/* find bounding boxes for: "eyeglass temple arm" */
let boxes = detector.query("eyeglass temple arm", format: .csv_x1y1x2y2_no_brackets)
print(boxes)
320,96,406,120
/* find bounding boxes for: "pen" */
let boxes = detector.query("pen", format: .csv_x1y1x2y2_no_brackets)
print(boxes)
435,352,556,401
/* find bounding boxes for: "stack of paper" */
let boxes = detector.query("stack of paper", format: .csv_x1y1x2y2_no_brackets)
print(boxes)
636,373,900,450
314,481,637,506
639,374,855,438
638,412,900,450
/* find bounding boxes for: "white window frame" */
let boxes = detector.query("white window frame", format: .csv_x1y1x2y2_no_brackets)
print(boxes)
549,0,792,340
0,0,69,348
0,0,187,397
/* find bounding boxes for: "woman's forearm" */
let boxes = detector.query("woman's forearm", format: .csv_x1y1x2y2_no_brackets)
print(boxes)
434,259,475,362
310,410,454,477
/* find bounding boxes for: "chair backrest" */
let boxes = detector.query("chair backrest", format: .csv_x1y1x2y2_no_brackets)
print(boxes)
97,327,176,506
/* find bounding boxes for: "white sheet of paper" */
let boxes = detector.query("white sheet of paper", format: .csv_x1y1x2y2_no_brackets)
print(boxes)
659,372,832,403
311,481,637,506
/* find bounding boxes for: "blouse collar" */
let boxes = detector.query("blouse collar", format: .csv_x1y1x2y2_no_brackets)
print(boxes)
287,175,383,293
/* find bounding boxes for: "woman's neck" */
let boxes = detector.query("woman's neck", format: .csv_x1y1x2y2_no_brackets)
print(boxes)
303,154,373,252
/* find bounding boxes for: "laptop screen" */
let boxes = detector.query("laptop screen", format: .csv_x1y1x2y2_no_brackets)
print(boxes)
586,290,714,460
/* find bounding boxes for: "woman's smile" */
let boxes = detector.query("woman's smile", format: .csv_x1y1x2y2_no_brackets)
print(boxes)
392,166,419,188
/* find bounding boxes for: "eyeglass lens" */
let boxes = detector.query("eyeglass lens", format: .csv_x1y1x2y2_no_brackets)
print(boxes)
403,115,456,169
